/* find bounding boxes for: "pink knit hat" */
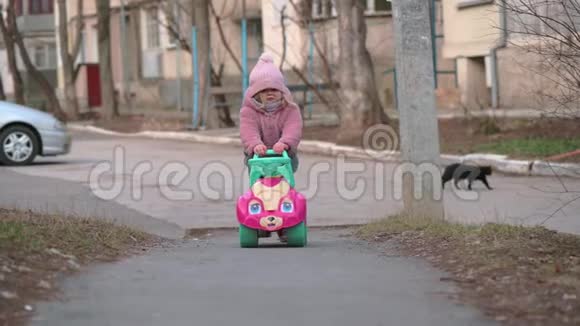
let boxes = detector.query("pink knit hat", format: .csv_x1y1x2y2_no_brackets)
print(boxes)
245,53,291,100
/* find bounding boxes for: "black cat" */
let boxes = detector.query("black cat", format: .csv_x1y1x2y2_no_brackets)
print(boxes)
442,163,493,190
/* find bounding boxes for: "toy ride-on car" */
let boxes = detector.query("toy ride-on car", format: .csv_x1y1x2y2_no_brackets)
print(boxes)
236,149,307,248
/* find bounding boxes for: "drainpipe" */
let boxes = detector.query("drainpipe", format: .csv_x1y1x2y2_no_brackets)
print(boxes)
490,0,508,109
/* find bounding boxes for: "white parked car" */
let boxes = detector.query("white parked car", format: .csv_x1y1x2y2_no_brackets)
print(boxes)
0,101,72,166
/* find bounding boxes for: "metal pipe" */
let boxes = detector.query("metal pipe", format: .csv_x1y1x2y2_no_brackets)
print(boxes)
307,21,314,120
430,0,438,89
491,0,508,109
120,0,131,112
383,68,398,111
454,59,458,87
394,68,398,110
241,0,248,95
201,45,211,129
192,26,199,129
174,0,182,111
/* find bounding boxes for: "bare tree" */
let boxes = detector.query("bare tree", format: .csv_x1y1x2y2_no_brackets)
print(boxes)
97,0,118,120
189,0,214,128
284,0,390,130
0,3,24,104
266,0,339,116
335,0,389,143
6,0,67,120
160,0,235,127
0,73,5,100
279,5,288,70
57,0,83,119
500,0,580,118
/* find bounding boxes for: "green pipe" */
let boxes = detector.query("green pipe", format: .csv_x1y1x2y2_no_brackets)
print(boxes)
383,68,398,110
430,0,438,89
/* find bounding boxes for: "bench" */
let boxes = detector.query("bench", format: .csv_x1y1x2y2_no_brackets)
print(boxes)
287,82,339,118
208,83,339,118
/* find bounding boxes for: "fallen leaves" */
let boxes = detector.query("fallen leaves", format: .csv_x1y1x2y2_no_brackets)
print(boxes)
359,217,580,325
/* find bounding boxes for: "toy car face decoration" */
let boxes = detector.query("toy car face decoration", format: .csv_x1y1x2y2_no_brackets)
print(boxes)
237,177,306,231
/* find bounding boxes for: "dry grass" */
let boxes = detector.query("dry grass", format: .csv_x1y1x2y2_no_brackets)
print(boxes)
358,215,580,325
303,117,580,161
0,208,152,261
0,208,159,326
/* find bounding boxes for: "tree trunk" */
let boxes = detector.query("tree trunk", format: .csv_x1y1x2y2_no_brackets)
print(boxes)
335,0,389,144
0,3,24,104
210,66,235,127
192,0,216,128
57,0,80,120
97,0,118,121
0,73,6,100
7,1,67,120
164,3,233,128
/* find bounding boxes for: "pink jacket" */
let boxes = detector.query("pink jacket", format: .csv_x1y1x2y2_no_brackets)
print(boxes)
239,95,303,156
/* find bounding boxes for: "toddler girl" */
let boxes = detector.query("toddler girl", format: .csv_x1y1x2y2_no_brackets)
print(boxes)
240,53,303,173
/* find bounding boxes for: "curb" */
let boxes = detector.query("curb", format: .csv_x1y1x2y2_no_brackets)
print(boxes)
69,124,242,146
69,124,580,179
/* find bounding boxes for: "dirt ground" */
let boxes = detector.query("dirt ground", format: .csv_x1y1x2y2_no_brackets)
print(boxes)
358,217,580,326
303,117,580,162
0,209,165,326
84,114,580,162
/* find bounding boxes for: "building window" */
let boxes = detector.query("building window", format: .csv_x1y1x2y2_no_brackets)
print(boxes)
364,0,392,14
29,0,53,15
312,0,336,19
48,43,57,67
247,18,263,66
311,0,390,19
146,7,160,49
373,0,392,12
167,7,180,47
456,0,494,10
15,0,23,16
33,45,46,68
31,43,56,70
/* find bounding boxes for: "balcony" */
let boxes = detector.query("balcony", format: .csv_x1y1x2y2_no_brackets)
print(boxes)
16,14,55,35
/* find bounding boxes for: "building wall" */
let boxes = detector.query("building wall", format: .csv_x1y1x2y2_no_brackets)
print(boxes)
496,47,563,109
261,0,307,71
267,1,457,111
57,0,459,113
0,50,14,95
442,2,500,58
21,70,57,109
441,1,573,110
16,14,54,35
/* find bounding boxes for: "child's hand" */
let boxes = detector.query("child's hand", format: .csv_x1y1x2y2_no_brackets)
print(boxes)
253,144,267,156
273,142,288,154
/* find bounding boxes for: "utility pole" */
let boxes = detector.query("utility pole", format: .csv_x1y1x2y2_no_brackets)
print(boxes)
392,0,444,219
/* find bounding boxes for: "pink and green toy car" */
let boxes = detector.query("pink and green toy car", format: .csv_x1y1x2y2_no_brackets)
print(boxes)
236,150,307,247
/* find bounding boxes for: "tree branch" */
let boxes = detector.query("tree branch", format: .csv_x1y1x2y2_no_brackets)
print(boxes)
280,5,287,70
209,0,242,72
71,0,84,61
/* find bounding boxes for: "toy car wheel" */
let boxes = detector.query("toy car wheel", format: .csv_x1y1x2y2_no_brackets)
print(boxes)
286,222,307,247
239,224,259,248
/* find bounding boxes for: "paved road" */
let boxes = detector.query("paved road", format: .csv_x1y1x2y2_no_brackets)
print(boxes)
2,131,579,237
4,130,578,325
30,229,494,326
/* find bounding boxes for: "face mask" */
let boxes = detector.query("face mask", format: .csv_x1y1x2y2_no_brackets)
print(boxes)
252,97,283,112
264,99,283,112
